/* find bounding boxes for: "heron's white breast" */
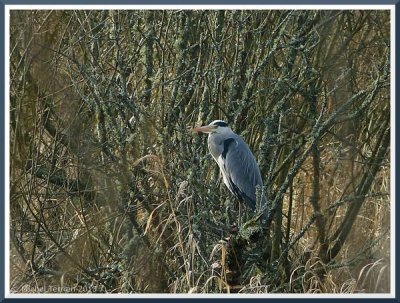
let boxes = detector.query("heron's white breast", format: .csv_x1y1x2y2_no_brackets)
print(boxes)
216,154,233,192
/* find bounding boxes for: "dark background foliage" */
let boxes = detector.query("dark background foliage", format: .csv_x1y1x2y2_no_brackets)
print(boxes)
9,9,390,293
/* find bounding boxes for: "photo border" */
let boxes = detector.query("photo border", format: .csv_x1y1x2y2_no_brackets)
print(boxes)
2,1,398,301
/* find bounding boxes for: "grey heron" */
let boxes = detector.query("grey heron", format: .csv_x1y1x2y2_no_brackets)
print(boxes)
191,120,266,222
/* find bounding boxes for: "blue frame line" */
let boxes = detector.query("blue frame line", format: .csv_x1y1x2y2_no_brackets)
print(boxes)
1,3,4,303
1,1,398,302
0,0,398,5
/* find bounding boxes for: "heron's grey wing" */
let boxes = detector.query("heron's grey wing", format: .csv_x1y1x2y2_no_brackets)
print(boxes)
222,136,263,210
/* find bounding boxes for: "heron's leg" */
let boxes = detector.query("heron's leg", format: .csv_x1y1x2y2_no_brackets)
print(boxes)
226,202,232,227
238,203,242,226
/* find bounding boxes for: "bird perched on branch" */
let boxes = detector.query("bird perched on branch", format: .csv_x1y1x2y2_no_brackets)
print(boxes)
191,120,266,223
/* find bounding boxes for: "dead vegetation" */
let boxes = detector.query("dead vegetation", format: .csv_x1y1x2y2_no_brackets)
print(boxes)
9,9,390,294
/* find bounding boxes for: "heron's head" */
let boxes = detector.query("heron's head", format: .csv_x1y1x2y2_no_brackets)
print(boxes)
191,120,231,134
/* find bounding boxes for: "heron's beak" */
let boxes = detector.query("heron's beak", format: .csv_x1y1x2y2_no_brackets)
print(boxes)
190,125,216,133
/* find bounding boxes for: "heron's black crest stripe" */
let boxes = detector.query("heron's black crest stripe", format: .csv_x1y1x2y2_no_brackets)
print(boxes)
222,138,235,159
213,121,228,127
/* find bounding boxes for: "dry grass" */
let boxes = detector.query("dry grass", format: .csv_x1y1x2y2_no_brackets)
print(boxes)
9,9,391,294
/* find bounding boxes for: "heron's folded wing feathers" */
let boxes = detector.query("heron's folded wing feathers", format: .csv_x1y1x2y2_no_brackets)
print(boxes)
223,136,263,210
